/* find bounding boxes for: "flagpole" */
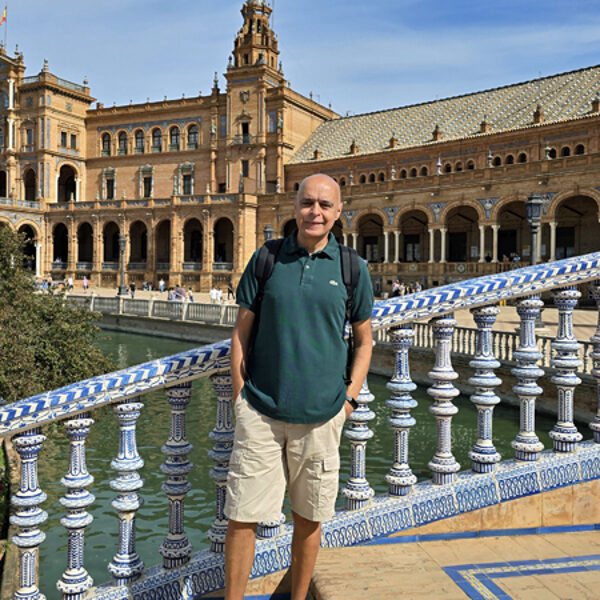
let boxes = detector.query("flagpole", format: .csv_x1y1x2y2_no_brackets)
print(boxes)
4,6,7,51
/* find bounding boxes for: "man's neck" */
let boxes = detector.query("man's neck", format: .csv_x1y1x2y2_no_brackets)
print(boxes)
296,232,329,254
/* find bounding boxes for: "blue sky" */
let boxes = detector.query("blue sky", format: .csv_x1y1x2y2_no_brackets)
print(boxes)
9,1,600,116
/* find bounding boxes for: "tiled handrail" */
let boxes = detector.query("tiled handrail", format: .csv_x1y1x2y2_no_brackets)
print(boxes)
6,252,600,599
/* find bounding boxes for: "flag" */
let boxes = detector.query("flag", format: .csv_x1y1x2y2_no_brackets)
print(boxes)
0,8,6,26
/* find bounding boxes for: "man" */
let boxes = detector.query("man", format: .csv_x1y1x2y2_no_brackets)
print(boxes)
225,174,373,600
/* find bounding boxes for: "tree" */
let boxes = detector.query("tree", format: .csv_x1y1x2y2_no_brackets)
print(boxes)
0,226,115,403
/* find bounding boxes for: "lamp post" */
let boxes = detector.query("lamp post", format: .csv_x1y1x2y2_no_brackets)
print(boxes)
263,224,274,242
117,235,128,296
526,193,545,328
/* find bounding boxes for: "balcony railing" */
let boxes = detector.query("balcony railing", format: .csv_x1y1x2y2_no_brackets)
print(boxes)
232,133,253,145
76,262,93,271
6,252,600,599
156,262,170,271
182,262,203,271
102,261,119,271
127,262,147,271
212,261,233,271
51,260,66,271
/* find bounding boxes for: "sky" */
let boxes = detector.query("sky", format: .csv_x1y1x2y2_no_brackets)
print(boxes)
8,1,600,116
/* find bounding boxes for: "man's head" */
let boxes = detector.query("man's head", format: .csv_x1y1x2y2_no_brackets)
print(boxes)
294,174,342,251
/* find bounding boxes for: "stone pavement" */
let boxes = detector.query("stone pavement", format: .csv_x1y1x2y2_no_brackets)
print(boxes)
310,529,600,600
70,286,599,342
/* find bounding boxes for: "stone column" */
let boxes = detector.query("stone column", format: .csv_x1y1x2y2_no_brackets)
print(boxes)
549,221,557,262
35,242,41,277
478,224,486,263
383,231,390,263
440,227,447,263
393,230,400,263
68,228,77,271
351,232,358,251
342,233,348,246
428,228,435,263
491,225,500,263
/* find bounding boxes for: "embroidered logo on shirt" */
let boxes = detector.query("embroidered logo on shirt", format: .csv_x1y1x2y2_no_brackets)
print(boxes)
329,280,339,286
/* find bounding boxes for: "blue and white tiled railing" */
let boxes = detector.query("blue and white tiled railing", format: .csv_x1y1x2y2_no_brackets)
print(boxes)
5,252,600,599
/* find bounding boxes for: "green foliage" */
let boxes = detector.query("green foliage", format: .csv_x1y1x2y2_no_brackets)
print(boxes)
0,227,115,403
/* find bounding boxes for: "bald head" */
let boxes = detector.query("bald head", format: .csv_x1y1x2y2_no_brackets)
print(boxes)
293,173,342,253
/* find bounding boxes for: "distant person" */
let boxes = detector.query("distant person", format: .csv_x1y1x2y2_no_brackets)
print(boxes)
129,281,136,298
82,276,89,291
187,288,194,302
227,281,235,301
217,288,223,304
210,287,218,304
67,276,74,290
159,278,166,293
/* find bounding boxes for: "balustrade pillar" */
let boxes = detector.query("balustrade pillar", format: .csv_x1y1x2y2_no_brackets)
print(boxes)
11,428,47,600
590,283,600,443
511,296,545,461
208,371,235,552
468,306,502,472
550,287,583,452
342,377,375,509
385,325,417,495
107,400,145,585
427,315,460,484
159,383,193,568
57,415,95,600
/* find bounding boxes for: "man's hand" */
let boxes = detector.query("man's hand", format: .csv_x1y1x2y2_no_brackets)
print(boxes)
344,399,355,419
231,307,255,400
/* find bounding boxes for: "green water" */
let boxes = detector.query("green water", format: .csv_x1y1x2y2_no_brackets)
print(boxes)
36,331,558,595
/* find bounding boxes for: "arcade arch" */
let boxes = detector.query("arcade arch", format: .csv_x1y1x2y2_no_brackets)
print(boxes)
357,213,383,262
129,220,148,265
553,195,600,259
57,165,77,202
399,209,429,262
103,222,120,262
445,205,480,262
24,169,36,202
53,223,69,265
155,220,171,267
77,222,93,265
18,224,37,271
214,217,234,264
183,218,203,264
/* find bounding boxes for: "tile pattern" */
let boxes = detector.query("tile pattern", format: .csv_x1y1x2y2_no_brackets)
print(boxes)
443,554,600,600
291,64,600,163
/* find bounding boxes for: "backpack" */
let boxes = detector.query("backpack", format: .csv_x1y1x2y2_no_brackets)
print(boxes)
248,238,360,385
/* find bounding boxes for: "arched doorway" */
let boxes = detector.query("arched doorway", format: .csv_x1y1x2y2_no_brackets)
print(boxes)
357,213,383,262
445,205,479,262
52,223,69,267
0,171,7,197
183,218,203,268
77,222,93,268
214,217,234,265
129,220,148,269
103,222,120,264
332,219,343,243
58,165,76,202
24,169,36,202
554,195,600,259
497,201,527,260
155,220,171,270
18,224,36,271
399,210,429,262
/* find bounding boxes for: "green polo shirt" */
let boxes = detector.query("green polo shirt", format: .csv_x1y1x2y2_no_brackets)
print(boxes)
237,231,373,424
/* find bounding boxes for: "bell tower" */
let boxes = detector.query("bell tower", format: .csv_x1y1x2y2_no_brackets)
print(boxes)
231,0,281,75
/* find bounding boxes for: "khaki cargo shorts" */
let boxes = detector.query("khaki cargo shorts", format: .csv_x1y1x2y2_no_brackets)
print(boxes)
224,393,346,523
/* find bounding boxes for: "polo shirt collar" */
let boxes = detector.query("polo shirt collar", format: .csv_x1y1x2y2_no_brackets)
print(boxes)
284,230,339,260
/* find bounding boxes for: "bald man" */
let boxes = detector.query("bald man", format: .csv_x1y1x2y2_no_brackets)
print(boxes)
224,174,374,600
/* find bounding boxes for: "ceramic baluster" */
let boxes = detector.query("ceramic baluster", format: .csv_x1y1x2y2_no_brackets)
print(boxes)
159,382,193,568
590,283,600,443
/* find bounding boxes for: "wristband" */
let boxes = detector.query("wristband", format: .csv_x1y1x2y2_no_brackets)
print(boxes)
345,395,359,410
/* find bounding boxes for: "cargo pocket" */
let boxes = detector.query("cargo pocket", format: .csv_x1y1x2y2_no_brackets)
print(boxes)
306,453,340,519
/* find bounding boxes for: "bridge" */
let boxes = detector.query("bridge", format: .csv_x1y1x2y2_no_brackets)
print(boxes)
3,253,600,599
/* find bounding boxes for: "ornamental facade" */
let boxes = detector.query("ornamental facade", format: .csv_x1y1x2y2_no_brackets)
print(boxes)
1,1,600,293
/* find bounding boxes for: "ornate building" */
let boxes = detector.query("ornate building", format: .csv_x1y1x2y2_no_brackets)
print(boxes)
1,0,600,293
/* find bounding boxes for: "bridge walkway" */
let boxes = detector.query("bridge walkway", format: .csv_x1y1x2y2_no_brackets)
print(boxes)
310,528,600,600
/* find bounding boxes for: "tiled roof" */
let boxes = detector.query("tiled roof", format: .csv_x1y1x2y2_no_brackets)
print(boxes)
290,65,600,163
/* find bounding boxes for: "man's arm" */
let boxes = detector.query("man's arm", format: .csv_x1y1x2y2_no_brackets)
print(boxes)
231,306,255,400
345,317,373,416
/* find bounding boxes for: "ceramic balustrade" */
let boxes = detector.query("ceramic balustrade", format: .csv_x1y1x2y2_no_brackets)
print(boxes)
2,253,600,598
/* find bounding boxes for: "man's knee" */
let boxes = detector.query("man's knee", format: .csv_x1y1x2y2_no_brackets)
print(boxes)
292,511,321,534
227,519,258,535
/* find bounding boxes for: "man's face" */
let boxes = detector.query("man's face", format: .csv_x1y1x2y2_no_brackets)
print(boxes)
294,175,342,245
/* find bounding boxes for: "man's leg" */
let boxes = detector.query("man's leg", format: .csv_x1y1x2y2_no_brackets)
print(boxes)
225,519,257,600
290,511,321,600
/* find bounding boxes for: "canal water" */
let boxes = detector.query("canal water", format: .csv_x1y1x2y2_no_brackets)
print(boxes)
37,331,558,595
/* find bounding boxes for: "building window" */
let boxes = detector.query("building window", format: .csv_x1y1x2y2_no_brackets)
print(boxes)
359,174,366,184
118,132,128,155
454,162,462,172
466,160,475,170
61,131,67,147
420,166,428,176
378,172,385,182
182,174,192,195
560,146,571,157
26,128,34,146
241,159,249,178
340,177,346,186
143,176,152,198
244,53,249,65
410,168,417,177
492,156,502,166
268,111,277,133
101,133,111,156
0,128,4,148
187,125,198,149
151,128,162,152
70,134,77,150
220,115,227,138
368,173,375,183
518,152,527,163
135,130,144,153
400,169,407,179
444,163,452,173
169,127,180,151
575,144,585,155
218,182,226,193
106,178,114,200
548,148,557,159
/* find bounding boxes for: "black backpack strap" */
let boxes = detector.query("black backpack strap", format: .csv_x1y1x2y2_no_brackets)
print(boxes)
339,245,360,385
248,238,284,355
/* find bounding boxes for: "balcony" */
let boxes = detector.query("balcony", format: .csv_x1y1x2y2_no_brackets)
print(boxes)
128,262,147,271
182,262,203,271
51,260,66,271
212,261,233,271
169,143,180,152
156,262,170,271
232,133,253,145
76,262,93,271
102,261,119,271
